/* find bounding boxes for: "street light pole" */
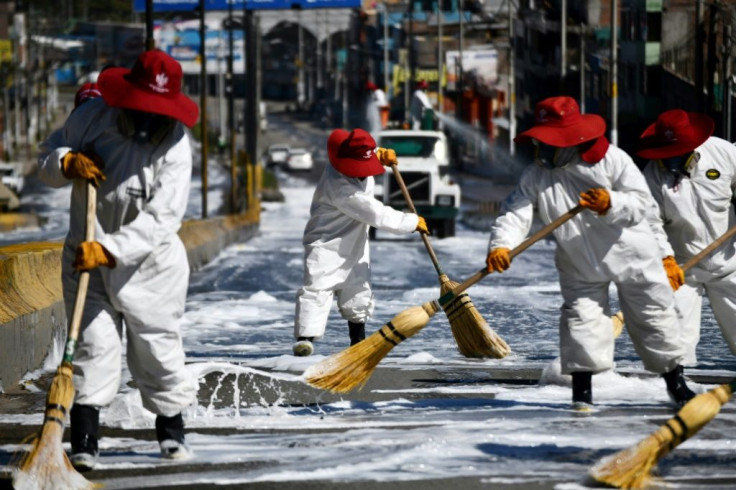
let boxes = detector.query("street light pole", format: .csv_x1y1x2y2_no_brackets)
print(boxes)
199,0,208,219
508,0,515,156
610,0,618,146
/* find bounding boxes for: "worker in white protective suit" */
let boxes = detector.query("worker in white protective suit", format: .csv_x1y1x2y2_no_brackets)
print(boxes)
38,50,199,470
410,80,431,130
637,109,736,365
364,81,384,140
293,128,429,356
486,96,695,410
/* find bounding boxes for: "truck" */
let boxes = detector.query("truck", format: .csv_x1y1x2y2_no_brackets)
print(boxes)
373,130,461,238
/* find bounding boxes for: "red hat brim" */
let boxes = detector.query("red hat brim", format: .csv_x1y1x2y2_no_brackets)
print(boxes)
327,129,385,178
635,113,714,160
514,113,606,147
97,67,199,128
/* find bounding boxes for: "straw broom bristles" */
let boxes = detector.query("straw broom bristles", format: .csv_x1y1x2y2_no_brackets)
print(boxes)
304,300,440,393
589,381,734,489
439,274,510,358
13,362,96,490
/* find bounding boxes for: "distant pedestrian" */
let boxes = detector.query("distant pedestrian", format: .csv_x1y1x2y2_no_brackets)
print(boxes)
637,109,736,364
486,96,695,410
364,81,383,140
38,49,199,470
410,80,431,130
293,128,428,356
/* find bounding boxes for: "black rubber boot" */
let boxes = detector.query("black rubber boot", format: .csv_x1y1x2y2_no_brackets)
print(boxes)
571,371,593,408
70,404,99,471
662,365,696,408
156,413,185,444
348,321,365,346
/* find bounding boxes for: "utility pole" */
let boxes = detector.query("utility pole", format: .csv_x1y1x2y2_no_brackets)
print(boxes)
610,0,618,146
199,0,208,219
696,0,705,111
508,0,515,156
297,11,305,109
437,2,443,115
706,3,718,118
145,0,154,50
227,0,237,212
561,0,566,92
580,24,585,113
383,2,389,97
723,21,733,140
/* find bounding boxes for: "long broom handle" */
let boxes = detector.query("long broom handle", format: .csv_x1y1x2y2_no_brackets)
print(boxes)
680,224,736,272
62,181,96,364
389,163,444,276
439,204,585,304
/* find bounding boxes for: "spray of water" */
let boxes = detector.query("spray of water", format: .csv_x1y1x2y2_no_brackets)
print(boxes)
435,111,528,182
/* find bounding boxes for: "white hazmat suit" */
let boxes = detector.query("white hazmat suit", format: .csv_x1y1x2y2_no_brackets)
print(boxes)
295,164,419,339
490,145,686,375
38,98,196,416
643,136,736,363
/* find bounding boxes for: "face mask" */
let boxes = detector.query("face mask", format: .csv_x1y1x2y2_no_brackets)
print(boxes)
660,153,696,177
120,109,175,144
533,140,577,169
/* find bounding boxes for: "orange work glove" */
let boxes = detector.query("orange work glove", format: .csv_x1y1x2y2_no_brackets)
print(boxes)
415,216,429,234
662,255,685,291
73,241,116,271
376,147,398,167
62,151,106,186
486,247,511,273
579,188,611,215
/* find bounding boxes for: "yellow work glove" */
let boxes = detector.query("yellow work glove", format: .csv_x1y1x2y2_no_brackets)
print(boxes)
579,187,611,215
486,247,511,273
376,147,398,167
663,255,685,291
415,216,429,234
62,151,106,186
73,241,116,271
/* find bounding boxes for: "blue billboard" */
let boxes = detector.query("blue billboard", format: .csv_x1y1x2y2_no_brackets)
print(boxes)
133,0,360,11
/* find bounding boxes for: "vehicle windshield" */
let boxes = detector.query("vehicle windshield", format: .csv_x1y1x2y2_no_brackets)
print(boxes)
379,136,441,158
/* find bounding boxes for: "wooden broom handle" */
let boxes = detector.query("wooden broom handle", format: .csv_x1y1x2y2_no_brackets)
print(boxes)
63,181,96,363
681,224,736,272
449,204,585,298
389,163,444,276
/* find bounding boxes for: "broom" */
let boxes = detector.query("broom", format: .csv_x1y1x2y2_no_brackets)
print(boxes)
13,182,97,490
388,162,510,358
609,223,736,332
589,379,736,489
305,204,585,393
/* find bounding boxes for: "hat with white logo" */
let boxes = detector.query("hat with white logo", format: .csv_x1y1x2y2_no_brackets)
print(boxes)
635,109,714,160
97,49,199,127
327,128,385,178
514,96,606,147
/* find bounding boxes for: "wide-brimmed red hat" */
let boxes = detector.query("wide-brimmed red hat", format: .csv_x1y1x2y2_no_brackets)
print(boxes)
635,109,714,160
514,96,606,147
365,81,378,91
327,128,385,178
97,49,199,127
74,82,101,108
416,80,429,90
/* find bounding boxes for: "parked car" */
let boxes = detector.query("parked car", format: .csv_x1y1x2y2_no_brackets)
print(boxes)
0,162,24,196
266,144,290,168
285,148,314,171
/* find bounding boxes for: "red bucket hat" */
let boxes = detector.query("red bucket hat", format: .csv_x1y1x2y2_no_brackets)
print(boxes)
635,109,714,160
97,49,199,128
416,80,429,90
514,96,606,147
74,82,101,108
327,129,385,178
365,81,378,91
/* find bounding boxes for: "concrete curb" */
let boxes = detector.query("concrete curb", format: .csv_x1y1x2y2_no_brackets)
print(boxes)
0,210,260,392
